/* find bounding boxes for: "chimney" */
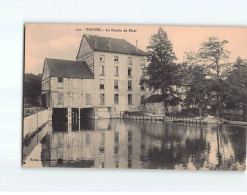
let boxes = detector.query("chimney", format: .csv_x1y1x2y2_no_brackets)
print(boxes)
109,37,112,51
94,35,97,49
136,40,138,52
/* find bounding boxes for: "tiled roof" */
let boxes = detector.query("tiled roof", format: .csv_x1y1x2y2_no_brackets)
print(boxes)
83,34,148,56
45,58,94,79
144,95,163,103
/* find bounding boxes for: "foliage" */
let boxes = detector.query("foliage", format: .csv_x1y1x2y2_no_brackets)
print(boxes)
227,57,247,121
184,66,211,117
141,27,182,112
24,73,42,106
147,27,177,63
184,37,231,117
198,37,230,79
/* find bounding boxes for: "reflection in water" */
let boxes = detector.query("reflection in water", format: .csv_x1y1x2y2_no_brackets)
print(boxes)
23,119,246,170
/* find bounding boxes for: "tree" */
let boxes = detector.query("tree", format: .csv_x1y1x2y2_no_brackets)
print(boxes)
141,27,181,114
24,73,42,106
198,37,230,80
184,66,210,117
227,57,247,121
183,37,230,117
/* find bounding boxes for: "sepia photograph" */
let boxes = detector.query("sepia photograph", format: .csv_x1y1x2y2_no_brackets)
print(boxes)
22,24,247,170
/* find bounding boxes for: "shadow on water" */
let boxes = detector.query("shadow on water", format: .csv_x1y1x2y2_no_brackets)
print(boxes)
23,118,246,170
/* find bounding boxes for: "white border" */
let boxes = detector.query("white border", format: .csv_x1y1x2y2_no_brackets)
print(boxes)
0,0,247,192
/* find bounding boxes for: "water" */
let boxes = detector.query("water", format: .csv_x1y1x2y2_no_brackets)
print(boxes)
22,119,246,170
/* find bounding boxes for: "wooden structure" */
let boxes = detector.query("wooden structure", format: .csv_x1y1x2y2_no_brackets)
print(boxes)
41,58,95,120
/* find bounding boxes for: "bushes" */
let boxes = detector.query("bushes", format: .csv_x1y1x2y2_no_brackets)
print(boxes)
170,108,208,118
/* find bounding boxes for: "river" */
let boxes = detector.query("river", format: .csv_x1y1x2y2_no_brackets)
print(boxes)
22,119,246,170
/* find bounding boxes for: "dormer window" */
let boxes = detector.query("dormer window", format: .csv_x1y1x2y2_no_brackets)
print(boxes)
58,77,63,82
114,56,119,63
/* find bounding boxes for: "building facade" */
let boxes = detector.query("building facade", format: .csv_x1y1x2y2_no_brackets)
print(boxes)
76,34,148,118
41,58,95,119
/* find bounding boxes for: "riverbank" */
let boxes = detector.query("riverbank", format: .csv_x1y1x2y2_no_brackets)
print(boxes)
123,112,247,126
23,109,51,137
224,120,247,126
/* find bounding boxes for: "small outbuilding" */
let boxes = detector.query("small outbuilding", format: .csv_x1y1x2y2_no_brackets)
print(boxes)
143,95,165,115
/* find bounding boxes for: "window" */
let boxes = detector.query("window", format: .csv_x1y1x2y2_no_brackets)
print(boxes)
128,80,132,91
114,66,119,77
128,94,132,105
100,65,105,76
100,79,105,89
99,55,105,62
114,94,119,104
114,80,119,90
100,93,105,105
58,93,63,105
128,67,132,77
128,57,132,65
86,94,91,105
58,77,63,82
114,56,119,63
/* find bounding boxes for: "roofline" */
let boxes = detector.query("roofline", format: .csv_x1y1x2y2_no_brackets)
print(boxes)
45,58,81,62
93,50,148,56
49,75,94,80
82,34,149,56
44,58,94,79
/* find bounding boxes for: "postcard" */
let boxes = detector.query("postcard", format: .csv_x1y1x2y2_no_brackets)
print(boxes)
23,24,246,170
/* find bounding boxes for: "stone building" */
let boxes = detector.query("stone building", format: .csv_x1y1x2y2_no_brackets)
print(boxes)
143,95,166,115
76,34,148,118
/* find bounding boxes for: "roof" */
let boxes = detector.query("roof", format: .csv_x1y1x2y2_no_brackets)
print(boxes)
82,34,148,56
44,58,94,79
144,95,163,103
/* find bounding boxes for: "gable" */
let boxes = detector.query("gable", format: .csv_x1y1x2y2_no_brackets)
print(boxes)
76,37,94,60
42,60,50,81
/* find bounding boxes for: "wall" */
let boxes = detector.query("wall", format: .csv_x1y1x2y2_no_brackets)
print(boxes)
93,51,148,116
144,102,165,115
49,77,95,108
23,109,51,137
41,61,50,92
77,37,94,73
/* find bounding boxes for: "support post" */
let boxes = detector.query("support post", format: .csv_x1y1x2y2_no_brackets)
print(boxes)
78,108,81,131
68,107,72,133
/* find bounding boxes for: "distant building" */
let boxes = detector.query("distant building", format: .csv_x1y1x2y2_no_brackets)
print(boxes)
76,34,148,118
143,95,165,115
41,58,95,119
143,85,190,115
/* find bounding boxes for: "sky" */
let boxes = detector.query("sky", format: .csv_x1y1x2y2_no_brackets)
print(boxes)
25,24,247,75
